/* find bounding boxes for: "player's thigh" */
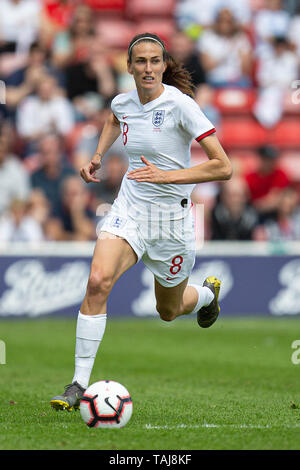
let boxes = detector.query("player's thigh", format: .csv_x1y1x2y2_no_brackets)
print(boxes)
89,232,137,289
154,277,189,312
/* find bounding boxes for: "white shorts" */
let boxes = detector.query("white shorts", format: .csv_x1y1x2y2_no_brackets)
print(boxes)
99,199,196,288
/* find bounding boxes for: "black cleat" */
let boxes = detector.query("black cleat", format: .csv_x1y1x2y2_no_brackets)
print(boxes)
197,276,221,328
50,381,86,412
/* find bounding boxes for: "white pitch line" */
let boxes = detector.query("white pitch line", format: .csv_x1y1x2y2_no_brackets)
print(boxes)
145,423,300,430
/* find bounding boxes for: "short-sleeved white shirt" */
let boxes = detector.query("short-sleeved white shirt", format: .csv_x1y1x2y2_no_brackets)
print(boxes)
197,30,251,83
111,84,215,219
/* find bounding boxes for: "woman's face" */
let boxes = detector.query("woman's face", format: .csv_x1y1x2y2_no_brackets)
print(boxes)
216,9,236,37
127,41,166,94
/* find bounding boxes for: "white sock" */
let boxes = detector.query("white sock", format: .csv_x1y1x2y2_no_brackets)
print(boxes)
189,284,214,314
72,311,107,389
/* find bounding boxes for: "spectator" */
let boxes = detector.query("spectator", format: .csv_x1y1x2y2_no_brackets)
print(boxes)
31,133,75,215
191,180,220,240
245,145,291,220
27,188,51,229
255,186,300,241
169,30,206,87
0,0,41,54
111,50,135,93
51,5,95,69
197,8,253,88
254,0,291,53
210,177,259,240
70,102,126,174
0,198,44,242
47,175,95,241
90,153,128,207
0,129,30,215
16,72,74,146
64,41,116,103
6,41,64,114
253,36,299,128
176,0,251,30
288,4,300,58
194,84,221,128
39,0,75,49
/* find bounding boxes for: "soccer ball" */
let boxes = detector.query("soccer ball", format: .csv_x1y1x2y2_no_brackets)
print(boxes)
80,380,133,428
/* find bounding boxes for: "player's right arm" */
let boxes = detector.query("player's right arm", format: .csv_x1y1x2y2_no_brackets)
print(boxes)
80,112,121,183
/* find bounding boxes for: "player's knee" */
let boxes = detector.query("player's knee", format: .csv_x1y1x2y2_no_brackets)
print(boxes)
87,269,114,298
156,304,177,322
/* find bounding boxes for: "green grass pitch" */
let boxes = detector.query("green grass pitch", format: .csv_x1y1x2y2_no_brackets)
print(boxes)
1,316,300,450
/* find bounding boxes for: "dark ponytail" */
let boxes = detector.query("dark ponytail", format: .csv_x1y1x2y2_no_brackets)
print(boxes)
163,52,195,98
128,32,195,98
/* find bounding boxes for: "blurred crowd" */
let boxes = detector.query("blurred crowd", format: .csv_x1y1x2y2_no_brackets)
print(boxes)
0,0,299,243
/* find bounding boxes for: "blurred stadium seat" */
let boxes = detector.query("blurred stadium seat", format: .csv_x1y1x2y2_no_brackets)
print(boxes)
269,119,300,148
249,0,266,11
96,19,133,48
85,0,126,13
220,117,268,149
134,19,175,47
228,150,260,174
279,151,300,180
214,88,257,114
126,0,176,20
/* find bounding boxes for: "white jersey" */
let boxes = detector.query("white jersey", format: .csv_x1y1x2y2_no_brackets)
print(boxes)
111,83,215,219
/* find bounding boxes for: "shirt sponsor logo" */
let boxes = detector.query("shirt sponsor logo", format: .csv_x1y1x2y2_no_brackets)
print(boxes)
152,110,165,128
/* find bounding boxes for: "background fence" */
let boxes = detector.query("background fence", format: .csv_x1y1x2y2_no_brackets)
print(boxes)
0,241,299,318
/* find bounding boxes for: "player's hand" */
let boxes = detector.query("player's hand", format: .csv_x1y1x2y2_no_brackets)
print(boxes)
80,155,101,183
127,156,169,183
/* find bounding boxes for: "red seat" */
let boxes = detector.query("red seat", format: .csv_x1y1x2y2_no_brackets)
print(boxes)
220,118,268,149
190,147,207,165
278,151,300,180
214,88,257,114
96,20,133,48
126,0,176,19
269,120,300,148
228,150,260,174
133,19,175,48
84,0,126,12
250,0,266,11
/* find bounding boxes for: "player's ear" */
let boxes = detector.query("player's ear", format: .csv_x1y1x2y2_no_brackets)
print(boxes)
127,60,133,75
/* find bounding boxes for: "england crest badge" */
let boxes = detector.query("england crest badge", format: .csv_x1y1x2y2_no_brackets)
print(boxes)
152,110,165,128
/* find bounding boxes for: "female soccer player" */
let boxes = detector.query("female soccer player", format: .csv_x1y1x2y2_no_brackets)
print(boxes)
50,33,232,411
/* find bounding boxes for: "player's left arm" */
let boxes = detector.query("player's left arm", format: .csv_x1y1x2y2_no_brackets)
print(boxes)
127,134,232,184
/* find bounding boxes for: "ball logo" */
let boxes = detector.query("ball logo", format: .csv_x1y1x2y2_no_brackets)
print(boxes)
152,110,165,128
80,380,133,428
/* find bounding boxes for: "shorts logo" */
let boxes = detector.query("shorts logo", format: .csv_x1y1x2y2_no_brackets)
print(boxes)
110,216,126,229
152,110,165,128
